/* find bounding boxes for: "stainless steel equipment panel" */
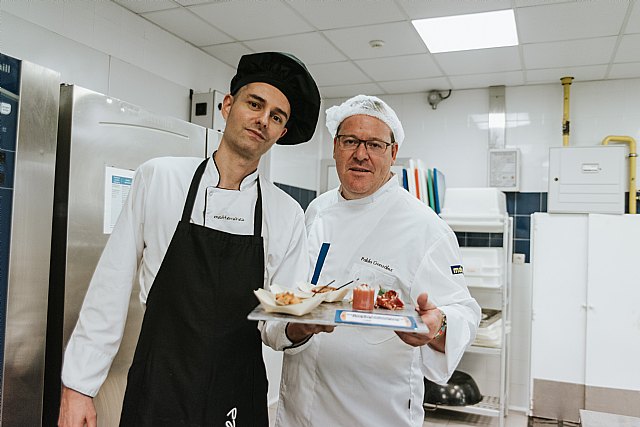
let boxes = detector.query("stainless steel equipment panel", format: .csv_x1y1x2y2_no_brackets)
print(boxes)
0,58,60,426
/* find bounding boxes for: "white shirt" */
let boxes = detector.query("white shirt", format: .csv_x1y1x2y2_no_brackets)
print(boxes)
273,177,481,427
62,156,308,397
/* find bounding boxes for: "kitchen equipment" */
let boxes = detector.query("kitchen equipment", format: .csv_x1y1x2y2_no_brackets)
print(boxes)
0,52,59,427
424,370,483,406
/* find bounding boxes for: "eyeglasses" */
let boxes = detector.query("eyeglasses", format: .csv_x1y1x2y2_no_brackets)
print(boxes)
335,135,393,155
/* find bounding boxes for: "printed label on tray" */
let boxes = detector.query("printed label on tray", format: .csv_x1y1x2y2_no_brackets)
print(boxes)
334,310,416,329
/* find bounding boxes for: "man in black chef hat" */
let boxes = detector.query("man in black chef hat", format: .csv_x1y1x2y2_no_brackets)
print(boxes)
58,52,320,427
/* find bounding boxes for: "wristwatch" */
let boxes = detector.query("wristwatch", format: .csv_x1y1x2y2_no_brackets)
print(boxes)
433,309,447,340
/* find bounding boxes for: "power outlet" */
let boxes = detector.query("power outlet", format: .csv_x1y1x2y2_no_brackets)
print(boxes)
513,253,525,264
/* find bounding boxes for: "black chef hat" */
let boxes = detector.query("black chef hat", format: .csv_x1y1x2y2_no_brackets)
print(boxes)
230,52,321,146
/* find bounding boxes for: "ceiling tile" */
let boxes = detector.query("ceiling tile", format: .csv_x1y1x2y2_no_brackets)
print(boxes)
514,0,570,6
307,61,372,86
526,65,608,84
435,46,521,75
320,83,386,99
378,77,451,95
174,0,213,5
355,54,441,81
523,37,617,69
287,0,405,30
516,1,628,43
608,62,640,79
244,32,346,65
449,71,525,89
322,22,427,60
615,34,640,63
201,42,254,67
142,8,233,46
626,1,640,34
397,0,512,19
112,0,178,14
190,0,313,40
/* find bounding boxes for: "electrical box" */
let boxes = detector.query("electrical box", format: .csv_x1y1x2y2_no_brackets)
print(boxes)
190,90,225,134
488,148,520,191
548,146,626,214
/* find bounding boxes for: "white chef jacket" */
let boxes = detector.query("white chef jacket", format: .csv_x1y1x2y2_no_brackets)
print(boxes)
273,177,481,427
62,156,308,397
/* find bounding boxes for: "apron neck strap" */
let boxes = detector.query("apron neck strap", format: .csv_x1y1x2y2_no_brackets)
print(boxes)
182,159,208,223
182,158,263,238
254,178,262,237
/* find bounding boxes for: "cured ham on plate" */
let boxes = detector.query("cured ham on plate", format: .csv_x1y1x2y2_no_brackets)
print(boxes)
376,289,405,310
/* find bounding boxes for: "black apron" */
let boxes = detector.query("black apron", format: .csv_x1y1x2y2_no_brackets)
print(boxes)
120,159,269,427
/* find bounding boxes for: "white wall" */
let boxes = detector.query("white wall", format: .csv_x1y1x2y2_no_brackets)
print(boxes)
311,79,640,194
0,1,234,120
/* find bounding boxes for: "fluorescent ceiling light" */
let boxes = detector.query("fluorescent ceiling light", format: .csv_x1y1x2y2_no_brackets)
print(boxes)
412,10,518,53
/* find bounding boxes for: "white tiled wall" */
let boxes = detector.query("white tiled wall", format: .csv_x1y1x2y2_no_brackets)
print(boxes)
287,78,640,193
0,1,234,120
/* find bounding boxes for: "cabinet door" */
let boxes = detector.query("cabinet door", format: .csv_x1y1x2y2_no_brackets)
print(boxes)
531,213,588,384
585,214,640,417
530,213,588,421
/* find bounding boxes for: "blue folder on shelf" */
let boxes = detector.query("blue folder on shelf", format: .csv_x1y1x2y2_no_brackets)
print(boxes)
402,168,409,191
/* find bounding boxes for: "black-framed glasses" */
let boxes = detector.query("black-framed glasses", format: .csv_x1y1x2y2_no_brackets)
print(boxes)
335,135,393,155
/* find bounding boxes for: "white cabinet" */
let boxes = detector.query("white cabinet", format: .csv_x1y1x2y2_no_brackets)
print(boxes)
530,213,640,422
427,213,513,427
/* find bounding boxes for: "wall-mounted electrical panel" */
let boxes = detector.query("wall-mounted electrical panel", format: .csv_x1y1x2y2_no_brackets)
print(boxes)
190,90,225,134
548,146,626,214
488,148,520,192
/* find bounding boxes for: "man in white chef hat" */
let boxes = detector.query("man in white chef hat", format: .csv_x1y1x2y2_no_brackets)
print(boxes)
266,95,481,427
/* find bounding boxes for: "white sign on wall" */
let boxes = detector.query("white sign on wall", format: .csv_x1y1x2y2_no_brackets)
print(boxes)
104,166,135,234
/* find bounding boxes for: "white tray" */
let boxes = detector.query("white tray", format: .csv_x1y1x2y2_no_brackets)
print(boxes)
248,300,429,333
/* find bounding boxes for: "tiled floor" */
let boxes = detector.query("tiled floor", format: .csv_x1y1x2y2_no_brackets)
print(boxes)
269,405,531,426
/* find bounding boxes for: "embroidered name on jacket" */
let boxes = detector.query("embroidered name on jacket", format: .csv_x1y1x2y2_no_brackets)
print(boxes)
361,257,393,272
213,214,245,222
450,265,464,275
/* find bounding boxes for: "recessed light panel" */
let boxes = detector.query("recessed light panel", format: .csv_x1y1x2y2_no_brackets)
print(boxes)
412,10,519,53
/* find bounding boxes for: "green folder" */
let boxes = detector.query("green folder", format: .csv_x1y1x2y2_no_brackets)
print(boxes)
427,169,436,211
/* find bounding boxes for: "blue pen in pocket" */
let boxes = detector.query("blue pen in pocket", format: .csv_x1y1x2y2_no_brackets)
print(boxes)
310,243,330,285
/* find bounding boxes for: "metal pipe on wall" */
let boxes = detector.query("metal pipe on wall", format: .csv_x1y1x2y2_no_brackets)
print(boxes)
561,76,574,147
601,135,637,214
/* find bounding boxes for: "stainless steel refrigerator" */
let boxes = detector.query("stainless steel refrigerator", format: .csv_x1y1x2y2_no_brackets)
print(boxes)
43,85,208,426
0,53,60,427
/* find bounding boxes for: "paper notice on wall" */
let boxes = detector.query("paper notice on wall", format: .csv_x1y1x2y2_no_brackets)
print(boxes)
104,166,134,234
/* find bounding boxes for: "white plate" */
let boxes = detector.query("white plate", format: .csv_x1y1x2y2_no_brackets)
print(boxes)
298,282,351,303
253,288,326,316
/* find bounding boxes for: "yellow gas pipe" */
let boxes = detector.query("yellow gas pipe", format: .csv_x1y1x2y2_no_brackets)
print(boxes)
561,77,574,146
602,135,637,214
